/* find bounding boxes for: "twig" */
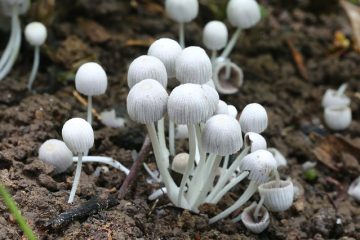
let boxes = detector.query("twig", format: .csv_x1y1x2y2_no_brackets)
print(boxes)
285,38,309,80
118,135,151,199
44,195,119,230
72,90,101,120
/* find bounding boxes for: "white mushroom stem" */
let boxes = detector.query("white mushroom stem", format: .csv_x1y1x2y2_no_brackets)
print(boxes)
87,95,93,125
205,146,249,202
179,22,185,48
211,50,217,65
149,187,167,200
68,152,84,203
209,171,249,204
253,196,265,222
177,124,196,205
72,156,130,175
146,122,190,208
220,28,241,59
143,162,161,183
169,120,175,156
223,155,229,171
0,7,18,70
0,7,21,81
27,46,40,91
157,118,169,158
209,180,258,224
336,83,347,96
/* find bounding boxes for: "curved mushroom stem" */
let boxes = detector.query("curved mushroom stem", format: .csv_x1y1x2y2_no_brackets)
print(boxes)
179,22,185,48
149,187,167,200
0,7,17,71
169,120,175,156
178,124,196,205
220,28,241,59
68,152,84,203
157,118,169,158
143,162,161,183
336,83,348,96
73,156,130,175
209,180,258,224
0,8,21,81
209,171,249,204
87,95,93,126
27,46,40,91
253,196,265,222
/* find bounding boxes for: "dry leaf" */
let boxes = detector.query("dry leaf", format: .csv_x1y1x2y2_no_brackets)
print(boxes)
124,38,155,47
340,0,360,52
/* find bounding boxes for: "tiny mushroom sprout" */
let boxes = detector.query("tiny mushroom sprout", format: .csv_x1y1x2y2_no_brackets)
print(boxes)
214,100,229,115
324,105,352,131
62,118,94,203
240,201,270,234
321,83,350,108
165,0,199,48
24,21,47,91
147,38,182,78
227,105,238,118
244,132,267,152
39,139,73,174
240,103,268,133
171,152,189,175
0,0,30,81
75,62,108,126
203,20,228,63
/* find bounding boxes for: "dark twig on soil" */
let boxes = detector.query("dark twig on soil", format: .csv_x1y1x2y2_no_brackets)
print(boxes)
118,135,151,199
44,195,119,230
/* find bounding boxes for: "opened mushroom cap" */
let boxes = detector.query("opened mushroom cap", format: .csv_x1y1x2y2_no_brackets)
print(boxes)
258,180,294,212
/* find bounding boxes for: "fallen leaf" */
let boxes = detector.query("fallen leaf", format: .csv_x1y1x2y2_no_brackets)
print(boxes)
340,0,360,52
124,38,155,47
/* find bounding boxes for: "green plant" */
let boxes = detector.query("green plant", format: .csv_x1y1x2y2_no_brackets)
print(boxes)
0,184,37,240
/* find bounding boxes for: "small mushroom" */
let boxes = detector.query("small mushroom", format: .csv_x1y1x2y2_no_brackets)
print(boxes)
258,179,294,212
239,202,270,234
239,103,268,133
324,105,352,131
213,58,244,94
244,132,267,152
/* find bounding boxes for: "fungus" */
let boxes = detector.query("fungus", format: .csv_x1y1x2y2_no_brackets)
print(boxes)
227,105,238,118
165,0,199,48
62,118,94,203
239,103,268,133
258,179,294,212
244,132,267,152
321,83,350,108
238,201,270,234
39,139,73,174
202,20,228,63
24,21,47,91
75,62,108,126
214,100,229,115
324,105,352,131
348,176,360,202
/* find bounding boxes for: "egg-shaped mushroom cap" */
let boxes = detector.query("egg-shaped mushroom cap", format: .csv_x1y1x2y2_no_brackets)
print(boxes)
25,22,47,47
39,139,73,174
168,83,209,124
127,79,169,124
202,114,243,156
203,20,228,50
227,0,261,29
165,0,199,23
75,62,108,96
148,38,182,78
176,46,212,84
127,55,168,88
239,103,268,133
62,118,94,154
239,150,277,184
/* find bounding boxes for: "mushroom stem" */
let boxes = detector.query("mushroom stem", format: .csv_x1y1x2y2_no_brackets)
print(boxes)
149,187,167,200
206,146,249,202
211,50,217,66
0,9,21,81
157,118,169,158
336,83,348,96
209,180,258,224
73,156,130,175
87,95,93,126
169,120,175,156
209,171,249,204
27,46,40,91
223,155,229,171
177,124,196,205
0,7,17,71
220,28,241,59
179,22,185,48
68,152,84,203
143,162,161,183
253,196,265,222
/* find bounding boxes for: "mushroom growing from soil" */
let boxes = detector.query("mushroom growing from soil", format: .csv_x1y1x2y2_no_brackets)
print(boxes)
324,105,352,131
75,62,108,126
202,20,228,63
239,201,270,234
24,21,47,91
62,118,94,203
240,103,268,133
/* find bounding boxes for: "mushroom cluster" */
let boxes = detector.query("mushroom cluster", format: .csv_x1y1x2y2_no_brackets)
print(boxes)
126,38,294,231
164,0,262,94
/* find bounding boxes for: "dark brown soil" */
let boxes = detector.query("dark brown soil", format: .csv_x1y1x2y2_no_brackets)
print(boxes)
1,1,360,239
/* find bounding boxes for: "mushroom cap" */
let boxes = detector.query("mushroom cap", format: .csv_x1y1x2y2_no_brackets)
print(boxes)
227,105,238,118
241,202,270,234
215,100,229,115
322,88,350,108
171,152,189,174
168,83,209,124
244,132,267,153
1,0,30,16
227,0,261,29
127,79,168,124
202,114,243,156
324,105,352,131
175,124,188,139
38,139,73,174
348,176,360,202
239,150,277,184
239,103,268,133
201,84,219,118
24,22,47,47
165,0,199,23
267,148,287,168
127,55,168,88
176,46,212,84
203,20,228,50
62,118,94,154
258,180,294,212
75,62,108,96
148,38,182,78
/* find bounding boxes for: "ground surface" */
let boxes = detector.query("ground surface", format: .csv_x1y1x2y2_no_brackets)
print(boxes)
0,0,360,239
